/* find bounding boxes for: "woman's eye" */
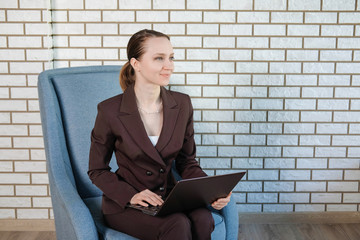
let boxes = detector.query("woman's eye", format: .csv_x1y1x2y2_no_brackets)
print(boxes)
170,56,175,61
155,57,163,61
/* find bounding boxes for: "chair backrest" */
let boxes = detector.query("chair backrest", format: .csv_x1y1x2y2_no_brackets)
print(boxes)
38,66,122,199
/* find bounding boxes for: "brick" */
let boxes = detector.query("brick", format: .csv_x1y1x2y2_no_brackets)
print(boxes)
268,111,299,122
219,50,250,61
237,62,268,73
200,158,231,169
270,37,302,49
14,162,46,172
287,50,318,61
118,0,151,9
12,113,41,124
186,74,217,85
51,10,67,22
333,136,360,146
312,193,341,203
236,87,267,98
351,100,360,110
218,146,249,157
171,36,202,48
203,86,234,97
296,182,326,192
338,38,360,49
316,147,346,157
253,75,284,86
253,50,285,61
53,49,85,60
322,0,355,11
264,204,294,212
172,61,201,73
154,24,185,35
170,11,202,22
251,146,281,157
0,162,12,172
86,49,118,60
0,75,26,87
19,0,47,8
69,36,101,47
337,63,360,74
320,50,352,61
238,37,269,48
0,113,10,123
237,204,262,213
17,209,48,219
280,170,311,180
187,0,219,9
28,100,40,111
248,193,278,203
192,99,217,110
317,123,347,134
319,75,350,86
327,205,358,212
236,111,266,122
271,12,303,23
203,62,234,73
288,25,319,36
238,12,269,23
322,25,353,36
25,23,49,35
203,111,233,121
69,11,101,22
232,158,263,168
270,62,301,74
0,173,30,184
283,147,314,157
255,0,286,10
0,185,14,196
0,37,6,47
196,146,217,157
304,63,334,74
16,186,47,196
87,23,117,34
328,182,358,192
0,23,24,35
153,0,185,9
204,37,235,48
221,0,252,10
11,87,38,99
0,88,9,99
13,137,44,148
0,100,27,111
248,170,279,180
0,137,11,147
297,158,327,169
350,124,360,133
26,49,49,61
286,75,317,86
335,87,360,98
252,99,283,110
219,74,251,85
345,170,360,180
53,36,68,48
264,182,294,192
235,135,266,145
339,12,360,23
136,11,168,22
170,86,201,96
32,173,49,184
280,193,309,203
85,0,117,9
265,158,295,169
7,10,41,22
304,38,336,49
285,99,316,110
53,23,84,34
251,123,282,134
204,12,235,23
219,123,249,133
29,125,43,136
305,12,338,23
1,50,25,62
221,24,252,36
33,197,52,208
329,159,359,169
199,158,230,169
343,193,360,203
334,112,360,122
312,170,343,180
269,87,300,98
295,204,325,212
288,0,320,10
0,197,31,208
10,62,43,74
187,49,218,60
267,135,298,146
202,134,233,145
103,11,135,22
31,150,46,161
303,87,334,98
0,1,18,8
234,181,262,192
254,24,285,36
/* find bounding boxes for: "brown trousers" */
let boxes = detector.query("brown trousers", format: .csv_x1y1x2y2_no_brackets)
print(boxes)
104,207,215,240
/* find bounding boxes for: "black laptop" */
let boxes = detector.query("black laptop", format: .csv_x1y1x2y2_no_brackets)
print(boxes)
126,171,246,216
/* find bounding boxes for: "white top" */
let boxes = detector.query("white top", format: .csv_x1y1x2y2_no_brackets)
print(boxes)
148,136,159,146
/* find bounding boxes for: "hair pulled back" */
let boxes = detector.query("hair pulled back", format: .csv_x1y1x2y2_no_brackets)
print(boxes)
119,29,170,91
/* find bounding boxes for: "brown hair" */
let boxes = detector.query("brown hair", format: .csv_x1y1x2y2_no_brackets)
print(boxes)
119,29,170,91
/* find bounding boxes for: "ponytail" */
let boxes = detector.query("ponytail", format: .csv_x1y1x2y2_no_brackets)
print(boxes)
119,61,135,91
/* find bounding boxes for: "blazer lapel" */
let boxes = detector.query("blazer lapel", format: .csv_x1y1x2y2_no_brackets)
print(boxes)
117,84,179,167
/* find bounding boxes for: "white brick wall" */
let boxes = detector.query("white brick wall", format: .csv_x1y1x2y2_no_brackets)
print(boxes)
1,0,360,219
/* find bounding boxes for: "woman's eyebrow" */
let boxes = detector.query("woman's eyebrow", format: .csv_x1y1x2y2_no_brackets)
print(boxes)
153,53,175,56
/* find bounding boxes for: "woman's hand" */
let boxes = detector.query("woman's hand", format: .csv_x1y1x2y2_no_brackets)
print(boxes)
211,192,232,210
130,189,164,207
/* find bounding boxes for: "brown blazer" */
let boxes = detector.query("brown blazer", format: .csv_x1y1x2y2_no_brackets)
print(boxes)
88,84,207,215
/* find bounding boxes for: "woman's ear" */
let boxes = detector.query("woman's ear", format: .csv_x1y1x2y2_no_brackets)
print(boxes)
130,57,140,72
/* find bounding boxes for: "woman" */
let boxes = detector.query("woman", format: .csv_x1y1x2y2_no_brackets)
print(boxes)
88,29,231,240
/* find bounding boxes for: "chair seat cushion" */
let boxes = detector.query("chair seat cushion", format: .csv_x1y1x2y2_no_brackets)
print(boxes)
83,196,226,239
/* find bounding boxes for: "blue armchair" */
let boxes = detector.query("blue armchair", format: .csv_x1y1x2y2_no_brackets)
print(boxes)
38,65,239,240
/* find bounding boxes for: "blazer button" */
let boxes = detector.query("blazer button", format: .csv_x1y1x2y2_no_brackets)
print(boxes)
159,187,165,192
159,168,165,173
146,171,153,176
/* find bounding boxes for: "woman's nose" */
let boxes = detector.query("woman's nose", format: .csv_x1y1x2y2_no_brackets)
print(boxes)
163,59,174,70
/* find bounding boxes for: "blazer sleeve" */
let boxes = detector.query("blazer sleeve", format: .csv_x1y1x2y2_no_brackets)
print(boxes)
88,103,138,209
175,95,207,179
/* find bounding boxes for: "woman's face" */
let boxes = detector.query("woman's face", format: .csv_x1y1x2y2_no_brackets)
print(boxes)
132,37,174,87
